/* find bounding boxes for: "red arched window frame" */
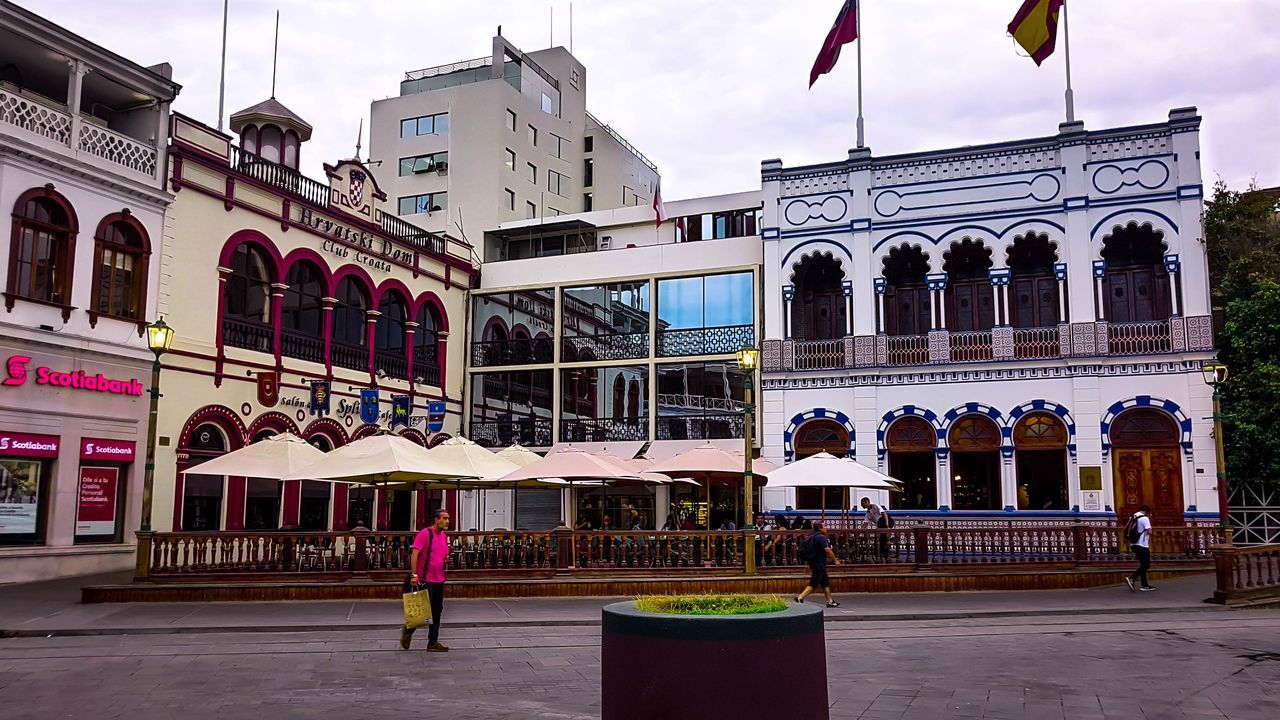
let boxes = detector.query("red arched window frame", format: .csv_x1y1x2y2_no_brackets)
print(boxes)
6,185,78,321
89,211,151,332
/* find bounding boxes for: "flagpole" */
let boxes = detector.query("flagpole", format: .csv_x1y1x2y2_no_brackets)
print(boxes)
1061,0,1075,123
855,0,865,147
217,0,228,132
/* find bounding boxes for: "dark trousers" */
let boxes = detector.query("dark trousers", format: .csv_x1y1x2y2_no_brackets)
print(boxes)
1130,546,1151,587
403,580,445,645
876,517,890,560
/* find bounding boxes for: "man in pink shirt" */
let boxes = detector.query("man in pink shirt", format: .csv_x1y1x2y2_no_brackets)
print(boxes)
400,508,450,652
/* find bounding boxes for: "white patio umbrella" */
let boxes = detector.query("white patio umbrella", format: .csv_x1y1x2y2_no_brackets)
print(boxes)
422,437,522,530
179,433,325,480
764,452,902,522
649,443,772,530
284,433,477,484
496,444,543,468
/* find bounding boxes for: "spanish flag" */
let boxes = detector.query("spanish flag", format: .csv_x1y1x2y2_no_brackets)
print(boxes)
1008,0,1064,66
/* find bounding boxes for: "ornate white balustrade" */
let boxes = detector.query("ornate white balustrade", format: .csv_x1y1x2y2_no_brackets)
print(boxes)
79,123,157,176
0,87,72,145
1,87,157,178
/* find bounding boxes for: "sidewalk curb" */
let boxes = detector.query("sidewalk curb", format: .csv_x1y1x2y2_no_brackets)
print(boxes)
0,603,1226,638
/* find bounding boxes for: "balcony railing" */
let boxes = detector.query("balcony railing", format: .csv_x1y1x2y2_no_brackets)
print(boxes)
1,87,157,178
470,417,553,448
656,395,741,412
232,146,331,207
79,122,157,177
280,330,324,364
562,332,649,361
0,87,72,144
949,330,993,363
471,337,554,367
885,334,929,366
794,339,844,370
560,417,649,443
331,342,368,372
1108,320,1172,356
375,350,409,380
1012,326,1062,359
657,324,754,357
656,414,745,441
222,318,273,354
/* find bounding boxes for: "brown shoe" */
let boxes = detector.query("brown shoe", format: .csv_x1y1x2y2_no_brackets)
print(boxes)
427,643,449,653
399,628,413,650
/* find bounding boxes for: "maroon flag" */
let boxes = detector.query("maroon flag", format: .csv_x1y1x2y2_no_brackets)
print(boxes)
809,0,859,88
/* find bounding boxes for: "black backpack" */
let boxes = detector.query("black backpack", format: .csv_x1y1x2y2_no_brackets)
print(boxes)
1124,513,1143,545
798,534,815,562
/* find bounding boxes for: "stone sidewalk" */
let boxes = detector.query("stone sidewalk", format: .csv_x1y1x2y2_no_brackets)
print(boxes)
0,570,1223,636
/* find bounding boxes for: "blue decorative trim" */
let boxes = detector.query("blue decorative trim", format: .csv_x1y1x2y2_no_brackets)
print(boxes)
873,206,1064,235
1099,396,1193,456
1176,184,1204,200
851,218,873,232
762,226,781,240
1089,208,1180,239
872,218,1067,252
989,268,1011,287
1163,254,1181,273
1083,153,1175,168
1087,192,1179,210
781,239,854,269
780,224,852,240
926,273,948,291
1092,260,1106,279
874,277,887,295
785,195,848,225
874,174,1060,218
1054,262,1068,281
874,167,1065,191
1008,400,1077,458
782,284,795,302
877,406,942,459
841,280,853,297
1091,159,1170,195
783,408,856,462
1063,196,1090,211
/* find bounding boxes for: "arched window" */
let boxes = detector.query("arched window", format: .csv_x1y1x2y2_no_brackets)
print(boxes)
1013,412,1069,510
790,254,846,341
259,125,283,164
627,378,641,424
331,276,370,371
242,124,259,155
375,290,409,380
182,423,227,531
91,216,148,321
283,130,300,169
1007,233,1060,328
414,302,442,387
886,417,937,510
943,239,994,332
222,243,274,352
948,415,1001,511
1101,224,1171,324
795,419,849,458
280,261,325,363
612,375,625,420
7,188,76,313
882,245,930,336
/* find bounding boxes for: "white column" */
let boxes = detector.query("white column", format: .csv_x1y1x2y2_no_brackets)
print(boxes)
782,286,794,338
1092,261,1106,321
936,455,951,510
936,290,946,330
1001,286,1011,326
875,280,886,333
1166,257,1182,316
65,59,88,150
1057,277,1067,323
842,281,853,336
1001,457,1018,511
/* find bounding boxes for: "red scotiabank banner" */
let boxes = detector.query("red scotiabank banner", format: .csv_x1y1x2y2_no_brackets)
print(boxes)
76,466,118,536
0,431,60,458
80,438,136,462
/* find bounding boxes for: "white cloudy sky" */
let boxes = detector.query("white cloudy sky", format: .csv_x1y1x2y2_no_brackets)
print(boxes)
21,0,1280,198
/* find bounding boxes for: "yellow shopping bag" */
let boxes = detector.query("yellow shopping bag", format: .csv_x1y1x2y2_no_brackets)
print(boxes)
403,586,433,629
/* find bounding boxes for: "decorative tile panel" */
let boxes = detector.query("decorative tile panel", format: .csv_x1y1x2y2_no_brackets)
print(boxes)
875,334,888,365
992,326,1015,360
928,330,950,364
1095,322,1110,356
1185,315,1214,351
762,339,782,372
843,337,855,367
1057,324,1071,357
1071,322,1097,356
781,340,795,371
855,335,876,367
1169,316,1187,353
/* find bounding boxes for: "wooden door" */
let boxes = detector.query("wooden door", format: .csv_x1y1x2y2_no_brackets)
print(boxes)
888,285,930,335
948,280,995,332
1112,449,1183,525
1013,275,1060,328
1107,267,1170,323
807,291,839,340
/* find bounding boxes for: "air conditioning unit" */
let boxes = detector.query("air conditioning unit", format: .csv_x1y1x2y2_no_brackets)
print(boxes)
435,162,449,175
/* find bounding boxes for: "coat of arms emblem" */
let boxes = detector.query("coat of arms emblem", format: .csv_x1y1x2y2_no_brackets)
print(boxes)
349,169,367,207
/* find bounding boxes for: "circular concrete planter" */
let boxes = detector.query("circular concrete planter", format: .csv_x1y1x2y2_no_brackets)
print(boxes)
601,600,828,720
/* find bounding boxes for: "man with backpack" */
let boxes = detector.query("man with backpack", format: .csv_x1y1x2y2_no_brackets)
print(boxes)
1125,505,1155,592
794,521,840,608
860,496,892,562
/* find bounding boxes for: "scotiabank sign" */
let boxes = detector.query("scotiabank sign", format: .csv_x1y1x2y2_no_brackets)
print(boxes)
0,431,60,458
80,438,136,462
2,356,144,397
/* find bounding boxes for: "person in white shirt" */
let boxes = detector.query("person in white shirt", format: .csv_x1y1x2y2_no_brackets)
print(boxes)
1126,504,1155,592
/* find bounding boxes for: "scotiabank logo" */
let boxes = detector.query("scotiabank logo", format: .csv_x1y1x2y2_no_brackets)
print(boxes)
0,437,58,453
84,443,131,456
3,356,31,386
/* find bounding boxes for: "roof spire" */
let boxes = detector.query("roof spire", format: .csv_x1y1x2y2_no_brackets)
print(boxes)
355,117,363,160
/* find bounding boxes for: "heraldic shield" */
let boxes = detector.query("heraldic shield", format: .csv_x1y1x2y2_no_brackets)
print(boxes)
360,388,380,425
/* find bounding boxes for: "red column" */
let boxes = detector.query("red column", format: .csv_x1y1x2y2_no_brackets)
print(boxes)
225,476,247,531
436,332,449,391
214,269,230,386
270,282,287,368
416,489,429,530
332,482,349,531
366,311,380,381
322,297,336,378
405,324,417,404
445,489,458,527
376,487,390,529
282,480,301,526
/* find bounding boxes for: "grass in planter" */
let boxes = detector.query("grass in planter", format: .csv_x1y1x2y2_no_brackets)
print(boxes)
634,594,788,616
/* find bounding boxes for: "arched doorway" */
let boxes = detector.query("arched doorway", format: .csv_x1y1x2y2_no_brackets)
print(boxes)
943,238,995,332
1007,232,1060,328
790,254,846,340
887,417,937,510
1111,408,1183,523
794,419,850,510
948,415,1001,510
1013,412,1069,510
882,245,931,336
182,423,228,531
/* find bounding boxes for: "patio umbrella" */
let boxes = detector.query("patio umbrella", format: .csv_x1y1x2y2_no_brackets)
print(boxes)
649,443,771,530
284,433,476,484
179,432,325,480
764,452,902,522
420,437,521,530
496,444,543,468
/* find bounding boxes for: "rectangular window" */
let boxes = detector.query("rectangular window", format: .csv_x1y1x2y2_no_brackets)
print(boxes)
583,193,593,212
562,281,651,361
528,124,538,147
560,366,649,443
526,201,538,219
550,133,568,159
584,158,594,187
527,162,538,184
398,151,449,176
584,136,594,153
655,271,755,356
0,458,49,545
505,188,516,211
541,92,554,115
507,109,517,131
656,362,747,440
468,370,554,447
398,192,449,215
400,112,450,138
548,169,569,197
505,148,516,171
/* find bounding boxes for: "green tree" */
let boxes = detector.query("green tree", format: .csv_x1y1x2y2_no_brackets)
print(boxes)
1205,181,1280,490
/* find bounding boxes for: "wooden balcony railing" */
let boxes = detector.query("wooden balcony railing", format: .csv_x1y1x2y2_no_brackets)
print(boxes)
1108,320,1172,355
793,339,844,370
1213,542,1280,606
885,334,929,365
1012,326,1062,359
134,524,1221,581
949,330,993,363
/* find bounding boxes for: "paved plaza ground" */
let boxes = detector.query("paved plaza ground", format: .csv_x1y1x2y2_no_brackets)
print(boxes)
0,574,1277,719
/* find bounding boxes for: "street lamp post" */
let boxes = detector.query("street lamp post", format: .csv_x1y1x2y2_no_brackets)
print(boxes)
1200,360,1230,543
737,345,760,574
140,318,175,533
